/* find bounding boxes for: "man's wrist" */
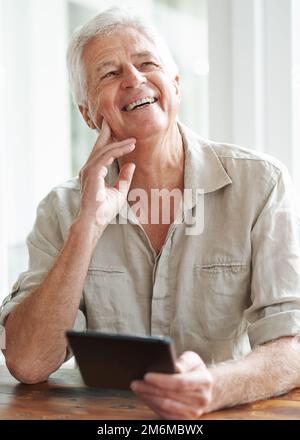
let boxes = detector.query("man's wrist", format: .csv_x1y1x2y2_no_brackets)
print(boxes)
206,358,252,413
70,216,106,248
203,365,223,413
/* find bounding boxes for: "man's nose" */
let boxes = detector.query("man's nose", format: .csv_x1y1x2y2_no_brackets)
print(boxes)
121,66,146,89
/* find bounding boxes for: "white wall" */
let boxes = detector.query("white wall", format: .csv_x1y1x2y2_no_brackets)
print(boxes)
207,0,233,143
1,0,71,294
231,0,265,151
208,0,296,178
263,0,293,169
5,0,71,243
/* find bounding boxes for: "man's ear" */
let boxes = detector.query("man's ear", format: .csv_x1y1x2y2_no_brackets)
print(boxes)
78,105,97,129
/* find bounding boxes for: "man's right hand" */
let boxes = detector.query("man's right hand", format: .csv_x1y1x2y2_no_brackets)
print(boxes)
77,119,136,239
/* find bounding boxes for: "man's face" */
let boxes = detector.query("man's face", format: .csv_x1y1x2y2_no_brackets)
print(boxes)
81,27,180,141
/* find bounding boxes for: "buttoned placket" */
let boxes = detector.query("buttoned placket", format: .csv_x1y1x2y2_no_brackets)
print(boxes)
123,197,187,337
150,222,178,336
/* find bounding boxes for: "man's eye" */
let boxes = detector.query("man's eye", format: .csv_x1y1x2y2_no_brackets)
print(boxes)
140,61,158,68
102,71,118,79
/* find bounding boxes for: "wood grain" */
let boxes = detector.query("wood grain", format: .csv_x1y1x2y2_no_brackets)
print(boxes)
1,366,300,420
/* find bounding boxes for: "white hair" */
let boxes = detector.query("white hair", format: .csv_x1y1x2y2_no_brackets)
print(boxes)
66,6,178,106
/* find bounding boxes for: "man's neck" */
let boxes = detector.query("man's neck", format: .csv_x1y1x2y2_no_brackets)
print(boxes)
118,123,184,191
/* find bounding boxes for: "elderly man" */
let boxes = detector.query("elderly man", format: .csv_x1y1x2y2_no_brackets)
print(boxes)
1,7,300,420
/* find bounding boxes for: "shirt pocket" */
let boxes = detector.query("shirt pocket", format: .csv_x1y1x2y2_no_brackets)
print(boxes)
84,266,133,333
193,262,250,340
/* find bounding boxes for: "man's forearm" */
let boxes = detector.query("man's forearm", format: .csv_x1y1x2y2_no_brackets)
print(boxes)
207,336,300,413
5,219,102,383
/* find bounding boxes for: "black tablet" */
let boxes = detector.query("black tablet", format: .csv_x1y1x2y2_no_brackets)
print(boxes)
66,330,177,390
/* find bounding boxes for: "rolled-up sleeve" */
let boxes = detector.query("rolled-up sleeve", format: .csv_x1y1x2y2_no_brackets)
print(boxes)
245,166,300,348
0,191,87,351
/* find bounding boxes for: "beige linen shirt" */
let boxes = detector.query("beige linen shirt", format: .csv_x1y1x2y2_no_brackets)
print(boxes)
1,123,300,364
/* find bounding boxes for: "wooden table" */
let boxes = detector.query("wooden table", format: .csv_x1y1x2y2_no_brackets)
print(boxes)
1,365,300,420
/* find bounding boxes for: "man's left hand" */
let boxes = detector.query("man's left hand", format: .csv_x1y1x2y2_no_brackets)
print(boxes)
130,351,213,419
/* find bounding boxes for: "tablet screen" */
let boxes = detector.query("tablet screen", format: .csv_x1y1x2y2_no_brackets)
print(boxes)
66,330,177,390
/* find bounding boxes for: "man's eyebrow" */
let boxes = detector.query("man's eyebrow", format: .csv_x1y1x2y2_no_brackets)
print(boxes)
96,61,118,73
95,52,158,72
132,51,158,59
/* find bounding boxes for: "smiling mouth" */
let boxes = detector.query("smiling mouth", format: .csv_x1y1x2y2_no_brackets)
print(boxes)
122,96,158,112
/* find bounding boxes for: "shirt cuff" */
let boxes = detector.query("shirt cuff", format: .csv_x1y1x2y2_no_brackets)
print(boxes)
248,310,300,349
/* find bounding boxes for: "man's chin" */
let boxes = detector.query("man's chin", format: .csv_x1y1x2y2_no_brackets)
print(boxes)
125,120,168,140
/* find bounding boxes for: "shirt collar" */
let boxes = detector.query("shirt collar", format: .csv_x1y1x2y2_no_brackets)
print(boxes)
179,122,232,198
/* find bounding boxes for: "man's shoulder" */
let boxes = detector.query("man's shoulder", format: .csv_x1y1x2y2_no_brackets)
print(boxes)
51,177,80,193
184,124,285,180
38,177,80,214
207,142,287,190
208,140,283,173
47,177,80,200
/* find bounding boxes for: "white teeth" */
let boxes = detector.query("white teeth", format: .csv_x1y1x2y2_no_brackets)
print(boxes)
124,97,156,112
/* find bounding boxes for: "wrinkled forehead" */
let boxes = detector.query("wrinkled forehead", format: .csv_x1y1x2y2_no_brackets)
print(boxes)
81,26,163,69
